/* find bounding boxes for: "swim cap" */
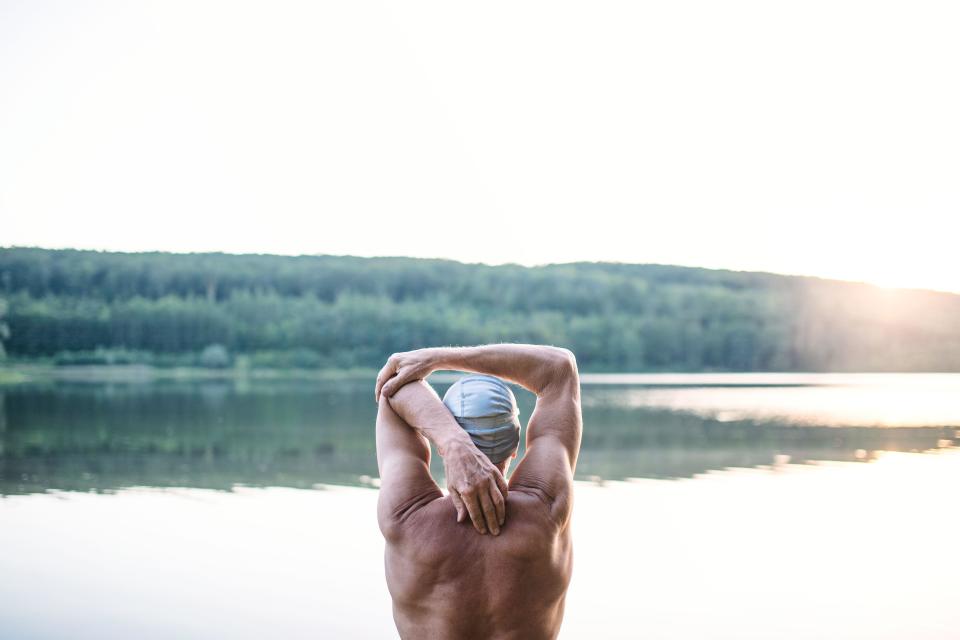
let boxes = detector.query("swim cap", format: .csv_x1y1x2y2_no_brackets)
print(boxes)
442,374,521,463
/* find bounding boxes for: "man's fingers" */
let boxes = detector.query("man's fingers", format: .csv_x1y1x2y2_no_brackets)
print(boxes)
382,368,413,399
489,479,506,527
490,469,508,526
450,491,467,523
478,490,500,536
374,363,393,403
461,491,487,534
494,471,509,501
381,376,399,399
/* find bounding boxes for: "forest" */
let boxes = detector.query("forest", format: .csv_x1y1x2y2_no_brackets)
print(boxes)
1,247,959,372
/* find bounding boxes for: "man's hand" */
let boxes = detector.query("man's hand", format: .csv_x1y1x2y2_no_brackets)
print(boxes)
375,349,442,403
442,440,509,535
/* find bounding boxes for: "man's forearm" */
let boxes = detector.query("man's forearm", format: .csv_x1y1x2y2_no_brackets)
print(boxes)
430,344,578,396
387,379,473,456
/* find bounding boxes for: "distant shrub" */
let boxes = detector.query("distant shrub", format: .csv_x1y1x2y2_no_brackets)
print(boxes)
199,344,231,368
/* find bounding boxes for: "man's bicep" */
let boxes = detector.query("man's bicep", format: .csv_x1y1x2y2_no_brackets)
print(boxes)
509,435,575,525
375,397,441,536
525,390,582,468
508,394,582,524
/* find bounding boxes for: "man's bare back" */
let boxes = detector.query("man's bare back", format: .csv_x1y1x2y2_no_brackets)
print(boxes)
384,489,572,639
374,345,582,640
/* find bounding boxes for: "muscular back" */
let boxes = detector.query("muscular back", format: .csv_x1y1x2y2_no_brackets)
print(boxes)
384,488,573,640
375,345,582,640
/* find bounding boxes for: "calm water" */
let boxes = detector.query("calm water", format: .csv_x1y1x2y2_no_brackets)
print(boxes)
1,373,959,639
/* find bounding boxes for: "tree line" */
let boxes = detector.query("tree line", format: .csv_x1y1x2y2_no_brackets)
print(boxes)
1,247,959,371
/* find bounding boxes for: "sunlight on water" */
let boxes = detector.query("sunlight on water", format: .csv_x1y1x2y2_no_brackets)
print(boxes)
582,373,960,427
564,449,960,640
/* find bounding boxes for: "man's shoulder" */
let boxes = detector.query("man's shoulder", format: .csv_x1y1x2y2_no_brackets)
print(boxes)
507,435,577,528
377,487,444,542
508,480,573,531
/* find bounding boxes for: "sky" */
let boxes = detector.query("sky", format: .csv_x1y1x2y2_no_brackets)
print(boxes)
1,1,957,292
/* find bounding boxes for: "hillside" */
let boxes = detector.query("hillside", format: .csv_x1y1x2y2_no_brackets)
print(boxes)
1,247,959,371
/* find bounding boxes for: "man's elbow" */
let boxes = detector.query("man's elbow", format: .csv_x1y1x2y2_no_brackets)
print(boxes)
384,379,427,411
551,347,578,379
543,347,579,394
558,348,578,374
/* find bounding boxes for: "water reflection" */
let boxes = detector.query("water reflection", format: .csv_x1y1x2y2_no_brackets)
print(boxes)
2,375,957,495
574,403,957,481
1,380,379,495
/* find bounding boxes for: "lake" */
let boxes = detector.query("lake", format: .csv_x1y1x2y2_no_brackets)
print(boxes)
1,373,958,639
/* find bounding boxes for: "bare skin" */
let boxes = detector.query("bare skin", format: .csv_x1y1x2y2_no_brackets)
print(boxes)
375,344,582,640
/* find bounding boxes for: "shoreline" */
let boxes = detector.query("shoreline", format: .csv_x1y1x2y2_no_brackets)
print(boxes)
3,362,960,388
0,362,379,385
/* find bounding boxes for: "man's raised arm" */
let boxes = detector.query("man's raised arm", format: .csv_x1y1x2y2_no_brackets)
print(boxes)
380,344,582,527
376,344,582,478
387,380,509,535
376,344,578,402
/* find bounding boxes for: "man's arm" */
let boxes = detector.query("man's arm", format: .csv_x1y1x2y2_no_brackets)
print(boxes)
376,344,577,404
387,380,509,535
376,344,582,525
375,394,442,540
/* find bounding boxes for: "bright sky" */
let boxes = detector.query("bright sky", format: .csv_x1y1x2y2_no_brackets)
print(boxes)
1,1,957,292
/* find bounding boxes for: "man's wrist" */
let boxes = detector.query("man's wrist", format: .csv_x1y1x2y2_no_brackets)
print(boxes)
436,429,472,457
426,346,457,373
431,346,468,372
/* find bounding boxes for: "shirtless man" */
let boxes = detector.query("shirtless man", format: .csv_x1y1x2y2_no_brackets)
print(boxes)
374,344,582,640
